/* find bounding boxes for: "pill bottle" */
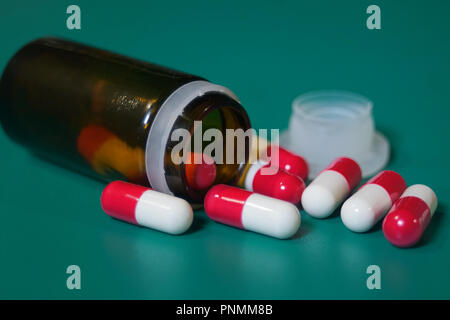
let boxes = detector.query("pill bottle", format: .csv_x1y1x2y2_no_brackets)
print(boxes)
0,38,251,204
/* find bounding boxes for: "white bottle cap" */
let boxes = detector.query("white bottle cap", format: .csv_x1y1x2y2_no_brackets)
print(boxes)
280,90,389,179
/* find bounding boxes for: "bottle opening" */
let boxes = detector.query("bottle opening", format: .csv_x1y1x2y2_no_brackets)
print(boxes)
145,81,251,204
169,93,251,202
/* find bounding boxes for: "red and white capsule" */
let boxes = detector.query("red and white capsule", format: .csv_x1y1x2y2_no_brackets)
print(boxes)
341,170,406,233
101,181,193,234
204,184,301,239
261,145,309,180
244,160,306,205
301,157,362,218
250,135,308,180
382,184,437,247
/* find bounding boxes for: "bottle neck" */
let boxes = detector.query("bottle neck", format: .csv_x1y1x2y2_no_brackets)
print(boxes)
145,80,251,204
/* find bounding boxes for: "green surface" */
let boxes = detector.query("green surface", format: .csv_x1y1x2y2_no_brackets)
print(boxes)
1,0,449,299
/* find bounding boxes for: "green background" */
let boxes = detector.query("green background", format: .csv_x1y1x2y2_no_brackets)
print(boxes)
0,0,449,299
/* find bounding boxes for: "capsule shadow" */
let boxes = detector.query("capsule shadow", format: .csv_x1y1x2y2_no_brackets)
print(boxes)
290,217,312,240
367,218,383,234
184,211,208,235
327,205,342,219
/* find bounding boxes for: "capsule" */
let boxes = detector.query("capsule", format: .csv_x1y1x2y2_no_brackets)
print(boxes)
184,152,217,191
101,181,193,234
261,145,309,180
382,184,437,247
204,184,301,239
244,160,306,205
301,157,361,218
341,170,406,232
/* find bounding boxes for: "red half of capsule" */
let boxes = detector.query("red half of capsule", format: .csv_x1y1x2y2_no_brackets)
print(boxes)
382,196,431,247
252,165,306,205
265,145,309,180
204,184,252,228
101,180,149,224
325,157,362,191
366,170,406,203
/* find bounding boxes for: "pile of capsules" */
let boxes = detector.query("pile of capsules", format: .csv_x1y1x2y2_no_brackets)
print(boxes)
101,145,438,248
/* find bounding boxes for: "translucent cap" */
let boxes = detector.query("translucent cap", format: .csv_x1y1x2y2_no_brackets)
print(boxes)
280,90,389,179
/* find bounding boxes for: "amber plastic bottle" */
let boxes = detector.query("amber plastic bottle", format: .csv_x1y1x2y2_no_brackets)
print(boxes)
0,38,251,204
